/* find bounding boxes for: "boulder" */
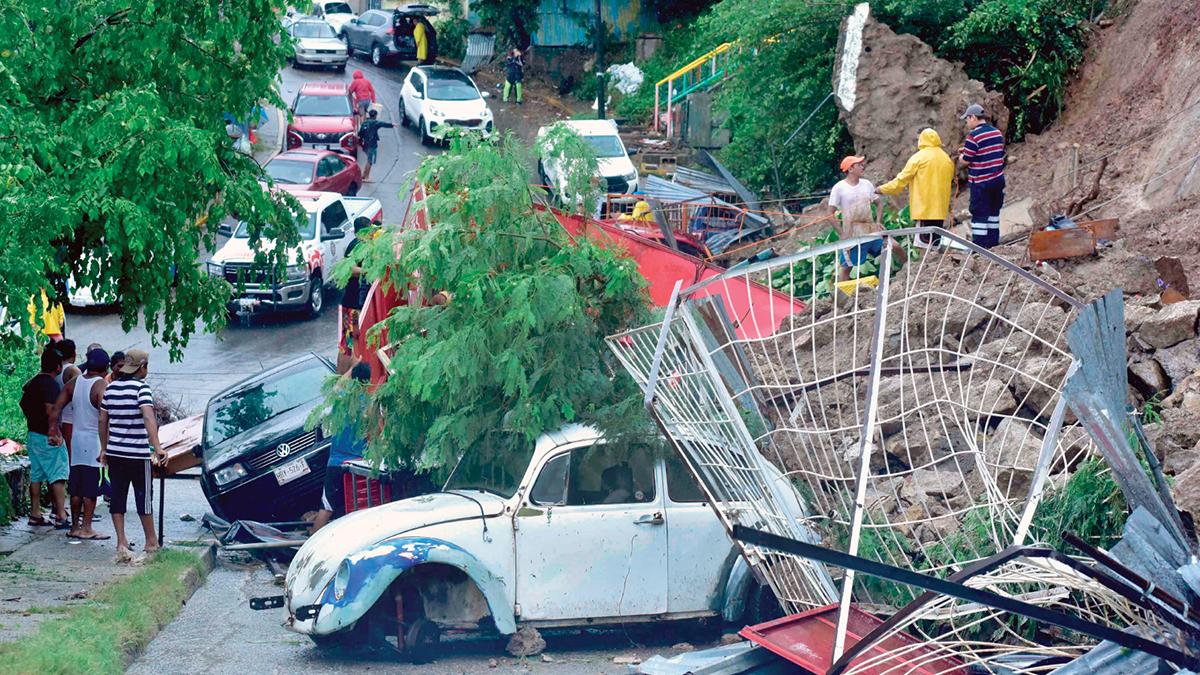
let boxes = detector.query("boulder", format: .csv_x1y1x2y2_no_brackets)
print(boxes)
1010,356,1071,418
1125,304,1156,334
1136,301,1200,349
1144,407,1200,475
832,5,1009,182
1171,461,1200,518
1128,357,1170,398
983,417,1044,500
1163,369,1200,410
1156,339,1200,390
1014,301,1070,345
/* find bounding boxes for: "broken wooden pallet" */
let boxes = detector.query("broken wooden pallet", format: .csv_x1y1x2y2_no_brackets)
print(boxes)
1028,218,1120,261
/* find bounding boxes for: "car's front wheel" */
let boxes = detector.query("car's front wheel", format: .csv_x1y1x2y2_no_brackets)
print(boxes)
398,99,409,128
306,275,324,318
371,44,384,67
419,117,432,146
404,618,440,664
347,182,359,196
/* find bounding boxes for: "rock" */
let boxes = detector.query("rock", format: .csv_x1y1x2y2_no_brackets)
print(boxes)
1171,461,1200,517
672,642,695,652
1163,370,1200,410
832,6,1009,182
488,658,499,669
1128,358,1170,398
179,513,196,522
613,654,642,665
720,633,742,646
1156,339,1200,389
1136,301,1200,349
506,626,546,657
541,654,554,663
1010,356,1071,418
1125,304,1156,334
1144,408,1200,475
983,418,1044,499
1164,439,1200,476
998,197,1037,239
1015,301,1070,343
907,468,964,501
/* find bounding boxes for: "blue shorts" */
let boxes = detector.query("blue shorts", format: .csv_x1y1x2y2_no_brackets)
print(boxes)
365,146,378,165
28,432,69,483
841,238,884,268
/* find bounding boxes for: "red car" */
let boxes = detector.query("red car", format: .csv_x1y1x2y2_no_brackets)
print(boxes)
265,149,363,195
287,81,357,154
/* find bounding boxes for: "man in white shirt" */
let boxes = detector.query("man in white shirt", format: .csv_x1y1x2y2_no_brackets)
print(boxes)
828,155,904,281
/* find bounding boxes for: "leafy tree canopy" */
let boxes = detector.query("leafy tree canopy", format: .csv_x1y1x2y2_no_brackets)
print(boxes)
0,0,302,357
320,133,650,476
472,0,540,51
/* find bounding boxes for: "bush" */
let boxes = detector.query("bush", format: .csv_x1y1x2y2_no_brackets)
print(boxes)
433,2,471,62
0,337,38,443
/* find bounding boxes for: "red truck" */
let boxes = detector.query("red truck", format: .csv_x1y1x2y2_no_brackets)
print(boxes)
287,81,357,154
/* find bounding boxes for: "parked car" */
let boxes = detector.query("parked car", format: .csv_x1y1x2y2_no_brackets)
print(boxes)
199,353,335,522
310,0,356,34
270,425,786,661
398,65,494,146
341,4,437,67
287,81,357,154
207,190,382,319
287,19,349,71
265,149,362,196
537,119,640,202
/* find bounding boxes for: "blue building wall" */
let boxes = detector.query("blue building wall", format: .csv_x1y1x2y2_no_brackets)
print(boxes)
533,0,654,47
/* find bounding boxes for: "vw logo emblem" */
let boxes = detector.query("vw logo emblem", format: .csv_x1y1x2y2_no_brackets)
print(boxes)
276,442,293,458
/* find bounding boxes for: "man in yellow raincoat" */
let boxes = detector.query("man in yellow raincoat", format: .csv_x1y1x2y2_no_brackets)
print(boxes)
413,18,428,64
877,128,954,247
28,290,66,342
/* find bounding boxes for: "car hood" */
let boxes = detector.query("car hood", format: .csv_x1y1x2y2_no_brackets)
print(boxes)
290,115,354,134
286,491,507,602
324,14,354,30
597,155,636,179
426,98,491,120
202,400,321,471
210,235,306,266
296,36,346,51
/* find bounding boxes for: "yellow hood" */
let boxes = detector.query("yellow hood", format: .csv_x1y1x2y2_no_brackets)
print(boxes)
917,128,943,151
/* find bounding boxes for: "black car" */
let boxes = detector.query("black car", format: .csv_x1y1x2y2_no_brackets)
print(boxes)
199,353,335,522
341,4,437,67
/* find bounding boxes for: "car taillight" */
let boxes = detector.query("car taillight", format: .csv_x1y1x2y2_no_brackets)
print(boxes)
385,27,394,35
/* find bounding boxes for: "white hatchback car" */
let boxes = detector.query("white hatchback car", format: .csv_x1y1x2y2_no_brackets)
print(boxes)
398,65,494,146
268,425,802,661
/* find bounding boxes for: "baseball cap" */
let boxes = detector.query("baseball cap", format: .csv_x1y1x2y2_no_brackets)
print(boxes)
84,348,110,372
840,155,866,172
960,104,985,119
119,348,149,375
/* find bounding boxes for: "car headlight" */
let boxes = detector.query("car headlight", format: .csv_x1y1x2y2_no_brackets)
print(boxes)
286,264,308,281
623,170,638,182
206,262,224,277
426,106,443,119
212,462,247,486
332,560,350,601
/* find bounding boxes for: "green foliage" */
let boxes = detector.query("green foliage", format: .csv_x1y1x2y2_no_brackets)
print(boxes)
536,123,601,215
472,0,540,50
1031,457,1128,550
321,133,649,476
0,549,206,674
0,337,38,443
433,1,471,62
0,0,302,359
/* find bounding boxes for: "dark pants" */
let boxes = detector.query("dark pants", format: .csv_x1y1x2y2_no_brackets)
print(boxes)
321,465,349,519
914,220,945,246
969,177,1005,248
108,456,152,516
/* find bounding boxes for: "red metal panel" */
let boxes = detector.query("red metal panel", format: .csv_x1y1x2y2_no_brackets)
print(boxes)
739,604,968,675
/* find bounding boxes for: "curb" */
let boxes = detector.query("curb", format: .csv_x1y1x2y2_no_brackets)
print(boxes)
120,542,218,670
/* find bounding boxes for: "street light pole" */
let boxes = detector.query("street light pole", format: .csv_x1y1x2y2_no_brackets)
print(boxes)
595,0,605,119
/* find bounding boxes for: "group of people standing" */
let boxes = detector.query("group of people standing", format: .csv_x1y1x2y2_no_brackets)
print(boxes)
827,103,1007,279
20,340,167,563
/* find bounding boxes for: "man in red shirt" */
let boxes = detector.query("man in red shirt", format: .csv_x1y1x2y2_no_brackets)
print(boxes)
348,70,376,124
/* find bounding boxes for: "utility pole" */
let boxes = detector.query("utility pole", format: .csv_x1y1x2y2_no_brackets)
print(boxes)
595,0,606,119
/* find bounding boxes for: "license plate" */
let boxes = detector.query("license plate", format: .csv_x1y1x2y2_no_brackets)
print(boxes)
274,458,310,485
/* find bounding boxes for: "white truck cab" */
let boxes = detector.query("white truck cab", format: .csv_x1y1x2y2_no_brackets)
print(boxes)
207,190,381,320
537,119,639,203
272,425,786,661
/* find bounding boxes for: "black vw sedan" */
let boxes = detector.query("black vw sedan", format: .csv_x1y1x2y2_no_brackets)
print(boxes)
199,353,334,522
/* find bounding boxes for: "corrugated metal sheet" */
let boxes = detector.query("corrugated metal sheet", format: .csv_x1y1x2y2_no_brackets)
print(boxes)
673,166,736,196
533,0,654,47
1050,639,1196,675
460,32,495,73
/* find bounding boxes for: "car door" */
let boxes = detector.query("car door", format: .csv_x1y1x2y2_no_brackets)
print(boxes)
318,200,350,270
663,456,735,614
347,11,371,50
365,11,387,48
401,70,422,124
310,157,333,191
326,155,352,193
513,441,668,621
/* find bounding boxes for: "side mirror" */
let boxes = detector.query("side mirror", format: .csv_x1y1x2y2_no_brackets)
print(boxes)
414,91,424,100
349,17,358,24
323,225,346,240
217,222,233,237
481,91,491,99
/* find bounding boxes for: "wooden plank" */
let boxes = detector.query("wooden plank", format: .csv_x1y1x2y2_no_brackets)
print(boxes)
158,414,203,476
1028,227,1096,261
1079,218,1119,241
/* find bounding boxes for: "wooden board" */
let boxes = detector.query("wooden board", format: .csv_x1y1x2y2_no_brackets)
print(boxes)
157,414,203,476
1080,218,1119,241
1029,227,1096,261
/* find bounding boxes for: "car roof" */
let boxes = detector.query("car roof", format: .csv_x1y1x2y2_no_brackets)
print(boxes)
416,65,471,81
299,81,349,95
278,188,342,207
210,352,333,403
394,3,439,16
273,149,327,162
549,119,621,137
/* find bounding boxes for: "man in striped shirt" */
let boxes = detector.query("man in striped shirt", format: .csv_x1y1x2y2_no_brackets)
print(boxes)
99,348,167,562
957,103,1006,248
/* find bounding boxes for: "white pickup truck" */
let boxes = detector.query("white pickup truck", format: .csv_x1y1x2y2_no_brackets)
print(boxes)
207,190,382,320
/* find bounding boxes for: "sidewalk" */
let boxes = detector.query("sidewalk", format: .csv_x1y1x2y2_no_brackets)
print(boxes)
252,104,286,166
0,476,212,644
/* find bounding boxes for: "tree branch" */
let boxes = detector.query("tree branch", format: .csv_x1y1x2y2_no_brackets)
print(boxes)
72,8,132,53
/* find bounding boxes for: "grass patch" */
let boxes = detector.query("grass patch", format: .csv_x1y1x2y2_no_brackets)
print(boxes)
0,549,206,675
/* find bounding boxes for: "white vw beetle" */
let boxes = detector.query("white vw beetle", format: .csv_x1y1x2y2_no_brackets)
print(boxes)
274,425,786,660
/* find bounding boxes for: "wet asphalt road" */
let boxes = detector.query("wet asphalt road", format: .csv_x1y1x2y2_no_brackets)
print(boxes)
68,59,434,416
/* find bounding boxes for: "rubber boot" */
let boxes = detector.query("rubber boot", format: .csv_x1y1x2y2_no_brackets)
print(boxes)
503,80,512,103
516,82,523,105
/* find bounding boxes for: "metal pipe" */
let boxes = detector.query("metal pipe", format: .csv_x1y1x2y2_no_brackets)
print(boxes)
221,539,308,551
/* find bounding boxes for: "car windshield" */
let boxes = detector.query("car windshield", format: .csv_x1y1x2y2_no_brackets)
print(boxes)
234,212,317,240
205,359,330,448
427,77,480,102
323,2,353,13
584,134,627,158
294,22,336,38
265,159,315,184
444,433,535,498
294,94,351,117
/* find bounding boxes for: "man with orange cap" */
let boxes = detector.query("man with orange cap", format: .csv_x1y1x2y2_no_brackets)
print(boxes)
829,155,903,281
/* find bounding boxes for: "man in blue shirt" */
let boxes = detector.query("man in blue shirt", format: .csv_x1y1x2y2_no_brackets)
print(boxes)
312,362,371,532
957,103,1006,248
